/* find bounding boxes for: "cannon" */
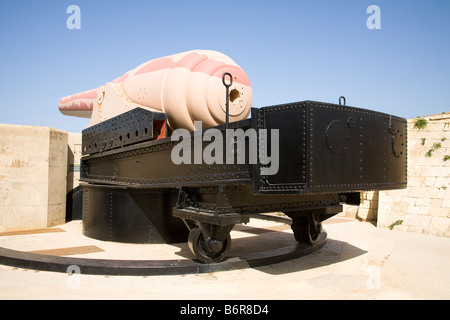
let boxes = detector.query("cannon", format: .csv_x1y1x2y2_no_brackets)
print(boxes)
60,51,407,263
59,50,252,131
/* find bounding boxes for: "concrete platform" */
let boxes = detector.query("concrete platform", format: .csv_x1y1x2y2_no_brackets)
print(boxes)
0,215,327,275
0,216,449,299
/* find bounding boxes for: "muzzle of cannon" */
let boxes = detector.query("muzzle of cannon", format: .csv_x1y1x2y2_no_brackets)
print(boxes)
59,50,407,264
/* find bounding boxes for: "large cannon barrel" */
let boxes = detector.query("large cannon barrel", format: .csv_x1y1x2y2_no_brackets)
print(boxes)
58,50,253,131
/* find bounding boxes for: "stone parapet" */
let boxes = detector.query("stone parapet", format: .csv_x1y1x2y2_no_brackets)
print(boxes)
377,113,450,236
0,124,68,232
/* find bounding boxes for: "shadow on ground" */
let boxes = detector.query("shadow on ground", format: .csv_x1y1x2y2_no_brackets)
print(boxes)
254,239,366,275
170,224,367,275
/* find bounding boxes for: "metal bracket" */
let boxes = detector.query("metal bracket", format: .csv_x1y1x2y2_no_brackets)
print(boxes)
222,72,233,130
173,186,249,226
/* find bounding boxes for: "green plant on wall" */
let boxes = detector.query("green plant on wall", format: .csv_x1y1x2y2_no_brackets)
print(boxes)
388,219,403,230
442,138,448,161
424,138,448,161
414,117,428,130
421,138,426,146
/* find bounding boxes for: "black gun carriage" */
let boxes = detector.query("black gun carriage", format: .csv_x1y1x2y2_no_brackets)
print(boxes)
79,93,407,264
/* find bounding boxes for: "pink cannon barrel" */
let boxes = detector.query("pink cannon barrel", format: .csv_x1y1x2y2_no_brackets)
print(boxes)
58,50,253,131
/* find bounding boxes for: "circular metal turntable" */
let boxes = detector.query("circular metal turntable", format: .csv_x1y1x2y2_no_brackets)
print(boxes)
0,216,327,276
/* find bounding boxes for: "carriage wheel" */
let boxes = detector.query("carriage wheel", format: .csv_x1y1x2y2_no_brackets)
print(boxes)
291,213,323,245
188,228,231,264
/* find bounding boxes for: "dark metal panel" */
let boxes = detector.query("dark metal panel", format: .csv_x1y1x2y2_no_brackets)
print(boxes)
251,103,308,194
81,131,253,188
359,112,388,184
307,101,407,192
174,184,341,217
387,117,408,185
82,184,188,243
307,102,363,191
82,108,167,155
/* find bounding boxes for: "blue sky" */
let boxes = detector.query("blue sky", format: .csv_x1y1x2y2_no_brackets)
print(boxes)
1,0,449,133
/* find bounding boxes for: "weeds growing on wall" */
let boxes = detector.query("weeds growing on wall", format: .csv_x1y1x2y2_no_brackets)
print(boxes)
388,219,404,230
422,137,448,162
414,117,428,130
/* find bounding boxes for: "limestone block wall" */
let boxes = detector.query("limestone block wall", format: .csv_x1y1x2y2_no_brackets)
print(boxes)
0,124,68,232
339,191,379,221
377,113,450,237
357,191,379,221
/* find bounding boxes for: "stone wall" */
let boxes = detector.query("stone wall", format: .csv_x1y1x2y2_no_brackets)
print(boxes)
376,113,450,237
0,124,68,232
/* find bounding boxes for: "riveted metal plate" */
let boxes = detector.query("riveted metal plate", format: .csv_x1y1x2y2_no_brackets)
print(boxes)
81,101,407,194
251,103,308,193
307,101,407,191
251,100,407,194
82,108,167,155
